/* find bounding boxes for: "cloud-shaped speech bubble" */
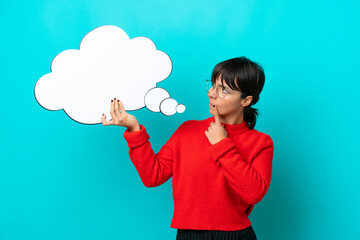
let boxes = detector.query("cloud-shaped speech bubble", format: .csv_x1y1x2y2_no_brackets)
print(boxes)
34,25,185,124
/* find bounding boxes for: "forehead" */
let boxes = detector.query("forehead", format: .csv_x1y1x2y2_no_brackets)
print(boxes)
215,76,230,88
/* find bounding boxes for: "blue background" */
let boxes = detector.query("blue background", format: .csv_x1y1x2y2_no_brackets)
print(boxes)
1,0,359,239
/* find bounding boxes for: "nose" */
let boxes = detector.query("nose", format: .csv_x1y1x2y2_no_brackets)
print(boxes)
208,87,217,99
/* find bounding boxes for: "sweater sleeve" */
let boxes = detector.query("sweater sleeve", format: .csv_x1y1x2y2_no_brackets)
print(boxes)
123,124,179,188
208,137,274,205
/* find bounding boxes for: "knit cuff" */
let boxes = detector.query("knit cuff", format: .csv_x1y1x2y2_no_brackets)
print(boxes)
208,138,236,162
123,125,150,148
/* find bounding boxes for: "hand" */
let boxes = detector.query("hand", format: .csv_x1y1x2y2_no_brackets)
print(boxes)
101,98,140,132
205,105,227,145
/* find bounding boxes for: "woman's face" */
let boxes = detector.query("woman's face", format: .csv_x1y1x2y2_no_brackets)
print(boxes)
208,78,245,118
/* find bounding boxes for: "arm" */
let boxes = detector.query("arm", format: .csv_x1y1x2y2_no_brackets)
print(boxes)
209,137,274,205
123,124,178,188
101,98,177,188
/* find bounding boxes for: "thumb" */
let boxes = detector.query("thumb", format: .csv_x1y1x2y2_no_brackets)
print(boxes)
101,113,113,126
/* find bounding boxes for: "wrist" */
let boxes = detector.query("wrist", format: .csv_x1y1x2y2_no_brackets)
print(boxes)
128,123,140,132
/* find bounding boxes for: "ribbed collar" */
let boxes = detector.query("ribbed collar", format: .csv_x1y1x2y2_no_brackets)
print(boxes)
207,116,250,135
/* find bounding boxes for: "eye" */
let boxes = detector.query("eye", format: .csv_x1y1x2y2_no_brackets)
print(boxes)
222,87,229,94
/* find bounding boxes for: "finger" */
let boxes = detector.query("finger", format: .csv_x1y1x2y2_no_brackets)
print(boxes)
204,130,208,136
213,105,221,125
110,98,116,122
114,99,121,120
118,99,126,117
101,114,113,126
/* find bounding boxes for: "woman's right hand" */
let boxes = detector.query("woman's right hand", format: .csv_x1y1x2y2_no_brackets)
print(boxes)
101,98,140,132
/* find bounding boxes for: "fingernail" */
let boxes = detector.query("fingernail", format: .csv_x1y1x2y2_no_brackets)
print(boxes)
117,100,119,102
111,100,113,102
102,113,104,116
114,98,116,100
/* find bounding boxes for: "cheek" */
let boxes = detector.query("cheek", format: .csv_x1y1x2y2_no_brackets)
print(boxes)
216,104,229,115
217,101,240,114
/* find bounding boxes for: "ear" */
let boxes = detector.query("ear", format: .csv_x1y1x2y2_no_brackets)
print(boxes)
242,96,253,107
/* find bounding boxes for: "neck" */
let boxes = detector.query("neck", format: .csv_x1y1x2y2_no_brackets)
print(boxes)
219,111,244,125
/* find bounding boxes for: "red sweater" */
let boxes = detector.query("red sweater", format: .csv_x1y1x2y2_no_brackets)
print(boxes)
123,116,274,231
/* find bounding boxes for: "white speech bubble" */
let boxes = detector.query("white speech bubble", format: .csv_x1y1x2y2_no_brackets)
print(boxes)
160,98,178,116
34,25,185,124
144,87,170,112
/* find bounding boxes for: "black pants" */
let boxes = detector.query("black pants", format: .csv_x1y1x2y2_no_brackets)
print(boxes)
176,226,257,240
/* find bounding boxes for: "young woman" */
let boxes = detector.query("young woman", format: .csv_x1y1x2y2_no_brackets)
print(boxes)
101,57,274,240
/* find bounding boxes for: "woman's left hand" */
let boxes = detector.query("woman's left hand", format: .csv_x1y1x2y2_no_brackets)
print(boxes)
205,106,228,145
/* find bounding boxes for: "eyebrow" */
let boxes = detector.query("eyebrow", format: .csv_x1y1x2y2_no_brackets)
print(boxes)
216,83,230,89
213,79,231,89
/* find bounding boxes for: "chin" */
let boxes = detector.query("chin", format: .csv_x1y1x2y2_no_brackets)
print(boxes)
210,108,222,115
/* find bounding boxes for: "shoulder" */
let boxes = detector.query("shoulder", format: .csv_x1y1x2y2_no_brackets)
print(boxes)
246,128,274,147
178,117,210,129
171,117,211,136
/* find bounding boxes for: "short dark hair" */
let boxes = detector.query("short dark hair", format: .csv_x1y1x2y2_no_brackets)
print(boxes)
211,57,266,129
